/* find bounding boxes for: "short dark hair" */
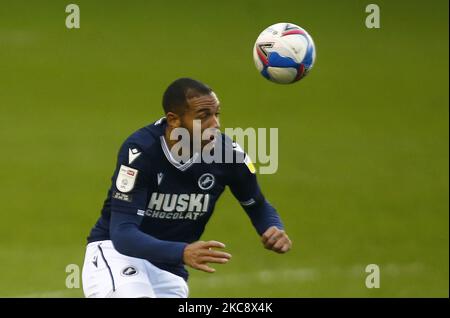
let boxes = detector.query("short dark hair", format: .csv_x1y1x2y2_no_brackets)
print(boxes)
162,78,213,115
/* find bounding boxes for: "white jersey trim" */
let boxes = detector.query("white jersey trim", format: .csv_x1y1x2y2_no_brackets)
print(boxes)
159,136,198,171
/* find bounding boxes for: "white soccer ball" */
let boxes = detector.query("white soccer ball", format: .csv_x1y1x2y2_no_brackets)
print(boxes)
253,22,316,84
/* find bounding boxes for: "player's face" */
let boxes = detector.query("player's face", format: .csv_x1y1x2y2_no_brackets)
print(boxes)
181,92,221,147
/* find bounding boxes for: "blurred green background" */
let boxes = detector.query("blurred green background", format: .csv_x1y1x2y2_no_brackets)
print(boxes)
0,0,448,297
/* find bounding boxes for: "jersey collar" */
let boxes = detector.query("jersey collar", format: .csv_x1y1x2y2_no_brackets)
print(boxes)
159,135,199,171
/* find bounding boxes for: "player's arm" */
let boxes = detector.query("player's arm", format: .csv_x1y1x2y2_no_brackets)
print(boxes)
110,212,187,264
228,147,292,254
108,141,188,265
111,213,231,271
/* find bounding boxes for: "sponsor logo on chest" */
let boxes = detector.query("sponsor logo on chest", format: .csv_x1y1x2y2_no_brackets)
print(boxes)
141,192,210,221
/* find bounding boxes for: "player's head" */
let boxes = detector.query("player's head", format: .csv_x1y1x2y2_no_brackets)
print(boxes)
162,78,221,143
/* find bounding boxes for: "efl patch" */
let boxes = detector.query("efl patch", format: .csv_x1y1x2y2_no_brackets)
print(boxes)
112,191,132,202
116,165,138,193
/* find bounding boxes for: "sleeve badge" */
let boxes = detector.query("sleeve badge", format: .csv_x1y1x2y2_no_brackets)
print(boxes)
116,165,138,193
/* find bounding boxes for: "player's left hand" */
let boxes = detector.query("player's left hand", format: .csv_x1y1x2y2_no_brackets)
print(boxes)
261,226,292,253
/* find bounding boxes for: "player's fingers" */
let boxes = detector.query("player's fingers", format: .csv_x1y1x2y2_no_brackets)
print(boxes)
264,239,276,250
278,237,292,252
263,235,277,248
201,249,232,259
264,233,283,248
272,237,287,251
203,240,226,249
195,263,216,273
199,256,230,264
263,226,278,238
261,226,278,244
268,230,285,244
275,242,290,254
265,234,290,250
268,230,286,243
280,243,291,253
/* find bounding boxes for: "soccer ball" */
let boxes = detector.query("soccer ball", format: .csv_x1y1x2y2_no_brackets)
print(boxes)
253,22,316,84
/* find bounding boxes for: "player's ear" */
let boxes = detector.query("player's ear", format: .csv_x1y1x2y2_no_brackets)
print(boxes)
166,112,181,128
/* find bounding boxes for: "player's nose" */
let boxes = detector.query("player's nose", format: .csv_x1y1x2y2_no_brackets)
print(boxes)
212,115,220,130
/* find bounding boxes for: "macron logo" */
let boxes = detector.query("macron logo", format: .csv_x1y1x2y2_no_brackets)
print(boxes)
128,148,141,164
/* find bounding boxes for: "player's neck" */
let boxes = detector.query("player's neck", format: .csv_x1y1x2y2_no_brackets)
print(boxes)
164,127,178,150
163,127,196,162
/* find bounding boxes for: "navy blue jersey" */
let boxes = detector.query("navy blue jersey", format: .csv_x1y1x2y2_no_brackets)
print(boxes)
88,118,283,280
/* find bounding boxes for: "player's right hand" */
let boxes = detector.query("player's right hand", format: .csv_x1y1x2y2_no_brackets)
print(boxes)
183,240,232,273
